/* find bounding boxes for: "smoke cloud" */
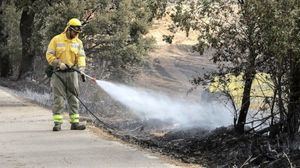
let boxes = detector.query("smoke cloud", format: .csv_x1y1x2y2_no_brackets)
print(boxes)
97,80,232,129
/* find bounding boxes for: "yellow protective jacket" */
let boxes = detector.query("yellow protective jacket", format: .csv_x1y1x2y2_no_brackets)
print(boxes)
46,33,86,68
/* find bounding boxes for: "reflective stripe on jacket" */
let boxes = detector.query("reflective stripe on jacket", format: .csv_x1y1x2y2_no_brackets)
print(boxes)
46,33,86,67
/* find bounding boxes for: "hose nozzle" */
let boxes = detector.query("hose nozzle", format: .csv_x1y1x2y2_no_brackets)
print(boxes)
81,72,96,83
73,68,97,83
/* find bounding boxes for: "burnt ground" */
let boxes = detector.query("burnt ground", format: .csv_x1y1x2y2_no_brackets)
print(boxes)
113,120,300,167
1,77,300,167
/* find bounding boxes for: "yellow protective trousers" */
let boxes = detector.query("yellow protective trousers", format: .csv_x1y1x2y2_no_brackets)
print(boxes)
51,71,80,124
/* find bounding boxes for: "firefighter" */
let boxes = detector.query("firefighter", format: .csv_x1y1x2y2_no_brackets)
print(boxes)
46,18,86,131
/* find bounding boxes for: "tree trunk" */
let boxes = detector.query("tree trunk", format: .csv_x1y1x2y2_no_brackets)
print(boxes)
236,67,255,134
0,56,11,77
18,6,35,79
0,0,11,77
287,49,300,146
235,4,258,134
236,45,256,134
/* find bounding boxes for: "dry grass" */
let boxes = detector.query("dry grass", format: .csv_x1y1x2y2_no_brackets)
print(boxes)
146,14,198,46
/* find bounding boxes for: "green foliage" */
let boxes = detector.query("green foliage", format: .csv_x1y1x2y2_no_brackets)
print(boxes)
1,0,159,81
1,2,22,74
171,0,300,136
1,0,167,81
42,1,89,40
162,35,174,44
146,0,168,21
40,0,155,81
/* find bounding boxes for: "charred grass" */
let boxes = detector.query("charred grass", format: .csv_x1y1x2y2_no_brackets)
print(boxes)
1,78,300,167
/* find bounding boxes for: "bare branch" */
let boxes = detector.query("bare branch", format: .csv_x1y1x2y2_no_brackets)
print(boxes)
240,155,252,168
81,4,102,26
283,152,294,168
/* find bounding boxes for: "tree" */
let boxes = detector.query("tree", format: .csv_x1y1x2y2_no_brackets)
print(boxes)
171,0,263,133
16,0,62,79
171,0,300,139
42,0,156,81
234,1,260,134
0,0,11,77
247,0,300,146
17,0,36,79
146,0,168,22
1,0,166,81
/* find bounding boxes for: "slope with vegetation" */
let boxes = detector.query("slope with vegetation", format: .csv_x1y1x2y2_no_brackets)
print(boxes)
1,0,300,167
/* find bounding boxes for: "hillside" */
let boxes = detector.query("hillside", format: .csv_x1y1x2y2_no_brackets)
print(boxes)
136,16,216,97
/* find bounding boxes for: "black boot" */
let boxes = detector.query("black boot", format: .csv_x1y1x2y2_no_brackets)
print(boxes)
53,123,62,131
70,123,86,130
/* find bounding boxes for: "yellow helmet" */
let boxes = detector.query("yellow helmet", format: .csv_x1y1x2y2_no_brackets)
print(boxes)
67,18,82,27
67,18,82,33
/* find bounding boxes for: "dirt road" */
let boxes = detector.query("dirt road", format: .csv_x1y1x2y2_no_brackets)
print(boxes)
0,86,182,168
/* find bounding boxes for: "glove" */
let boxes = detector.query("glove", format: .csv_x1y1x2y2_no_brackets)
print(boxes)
81,74,86,82
51,59,60,67
78,67,86,82
59,62,67,70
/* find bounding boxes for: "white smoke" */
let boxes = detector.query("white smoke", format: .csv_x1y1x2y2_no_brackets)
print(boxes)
97,80,232,129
